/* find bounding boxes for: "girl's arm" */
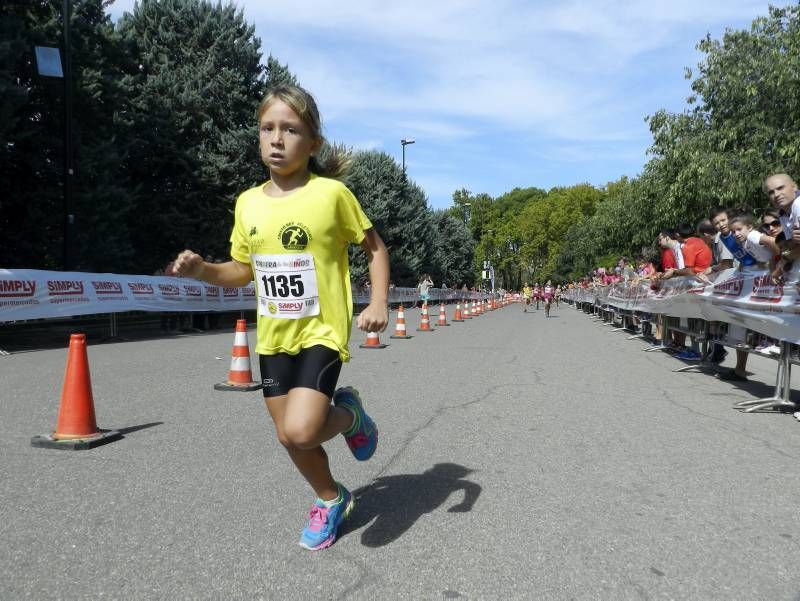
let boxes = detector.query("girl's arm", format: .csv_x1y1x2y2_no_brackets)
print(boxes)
170,250,252,287
356,228,390,332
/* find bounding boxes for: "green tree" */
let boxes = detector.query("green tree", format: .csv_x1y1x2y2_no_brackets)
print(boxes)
264,55,296,90
554,6,800,279
116,0,267,272
1,0,132,270
430,210,475,287
345,150,436,286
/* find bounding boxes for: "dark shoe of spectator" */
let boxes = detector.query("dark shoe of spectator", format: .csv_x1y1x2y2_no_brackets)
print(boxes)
716,369,747,382
709,347,728,364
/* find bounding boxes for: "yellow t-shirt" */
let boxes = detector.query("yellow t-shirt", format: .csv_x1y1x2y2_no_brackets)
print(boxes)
522,286,532,299
229,174,373,361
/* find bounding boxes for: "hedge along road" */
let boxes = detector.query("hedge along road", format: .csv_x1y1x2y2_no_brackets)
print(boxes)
2,301,799,600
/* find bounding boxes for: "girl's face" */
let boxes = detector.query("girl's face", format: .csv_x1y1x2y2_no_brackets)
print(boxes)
731,222,751,243
258,100,320,178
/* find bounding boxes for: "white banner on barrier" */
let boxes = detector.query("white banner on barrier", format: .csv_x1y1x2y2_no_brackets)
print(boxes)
565,267,800,343
0,269,491,323
0,269,257,322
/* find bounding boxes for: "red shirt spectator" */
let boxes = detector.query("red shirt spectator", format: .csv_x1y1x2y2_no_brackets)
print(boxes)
681,236,712,273
661,248,677,270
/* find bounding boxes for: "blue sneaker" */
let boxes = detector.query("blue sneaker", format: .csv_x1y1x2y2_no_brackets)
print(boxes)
676,350,702,361
333,387,378,461
298,484,354,551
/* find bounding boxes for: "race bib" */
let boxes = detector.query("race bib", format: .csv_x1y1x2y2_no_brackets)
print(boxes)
252,253,320,319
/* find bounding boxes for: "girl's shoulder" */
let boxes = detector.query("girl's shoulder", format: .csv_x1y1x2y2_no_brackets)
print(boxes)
309,175,351,194
237,182,269,201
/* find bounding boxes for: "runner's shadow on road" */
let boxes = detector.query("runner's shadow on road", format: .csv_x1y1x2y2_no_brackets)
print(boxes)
340,463,481,547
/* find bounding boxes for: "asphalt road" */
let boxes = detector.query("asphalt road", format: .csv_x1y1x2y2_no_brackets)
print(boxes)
2,301,799,600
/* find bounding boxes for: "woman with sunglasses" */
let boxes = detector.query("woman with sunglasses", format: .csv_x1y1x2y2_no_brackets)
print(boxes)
762,208,792,282
760,209,784,239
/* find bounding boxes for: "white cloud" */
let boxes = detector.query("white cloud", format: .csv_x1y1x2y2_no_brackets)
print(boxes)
105,0,774,205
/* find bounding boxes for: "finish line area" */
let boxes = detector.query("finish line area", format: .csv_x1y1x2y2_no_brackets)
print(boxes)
2,302,798,600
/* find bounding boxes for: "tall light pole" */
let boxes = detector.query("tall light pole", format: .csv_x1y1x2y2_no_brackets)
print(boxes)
401,138,415,176
484,229,494,293
63,0,75,271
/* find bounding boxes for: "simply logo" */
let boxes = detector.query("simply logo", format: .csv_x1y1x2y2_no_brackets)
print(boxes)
279,223,311,250
47,280,84,296
0,280,36,297
92,281,123,295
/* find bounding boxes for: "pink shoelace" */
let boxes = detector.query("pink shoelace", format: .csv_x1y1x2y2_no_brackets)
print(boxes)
346,433,369,450
306,505,330,532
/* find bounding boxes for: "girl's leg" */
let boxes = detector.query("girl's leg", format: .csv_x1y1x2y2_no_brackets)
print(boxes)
265,388,353,501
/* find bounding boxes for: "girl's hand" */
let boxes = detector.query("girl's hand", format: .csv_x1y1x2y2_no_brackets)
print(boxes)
171,250,205,279
771,260,787,285
357,302,389,333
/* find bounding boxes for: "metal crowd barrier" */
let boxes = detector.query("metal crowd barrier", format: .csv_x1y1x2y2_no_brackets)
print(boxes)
562,284,797,415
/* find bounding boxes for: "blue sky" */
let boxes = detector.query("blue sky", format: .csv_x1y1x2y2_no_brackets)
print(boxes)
109,0,775,209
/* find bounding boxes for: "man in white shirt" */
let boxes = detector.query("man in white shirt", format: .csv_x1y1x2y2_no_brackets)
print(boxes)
765,173,800,261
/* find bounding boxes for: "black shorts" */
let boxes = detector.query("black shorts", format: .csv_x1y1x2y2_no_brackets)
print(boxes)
258,345,342,398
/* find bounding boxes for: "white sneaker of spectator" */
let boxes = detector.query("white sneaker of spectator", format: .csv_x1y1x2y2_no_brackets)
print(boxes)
762,344,781,355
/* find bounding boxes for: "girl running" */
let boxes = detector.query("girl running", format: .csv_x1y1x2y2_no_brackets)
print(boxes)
543,280,554,317
522,282,532,312
171,85,390,551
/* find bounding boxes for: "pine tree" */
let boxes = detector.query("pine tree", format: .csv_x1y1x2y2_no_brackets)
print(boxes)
116,0,267,272
0,0,132,271
345,150,436,286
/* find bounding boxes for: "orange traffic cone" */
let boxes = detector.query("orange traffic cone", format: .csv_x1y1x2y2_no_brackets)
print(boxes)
31,334,121,450
463,301,472,319
452,302,464,322
390,305,413,339
417,303,434,331
472,300,480,316
360,331,388,348
437,303,450,326
215,319,262,391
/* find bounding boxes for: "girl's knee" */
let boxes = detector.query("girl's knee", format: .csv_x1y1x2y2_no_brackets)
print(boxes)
274,427,293,449
282,422,321,450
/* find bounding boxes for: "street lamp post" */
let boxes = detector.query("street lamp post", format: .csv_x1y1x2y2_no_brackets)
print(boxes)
462,202,471,225
401,138,415,176
484,229,494,293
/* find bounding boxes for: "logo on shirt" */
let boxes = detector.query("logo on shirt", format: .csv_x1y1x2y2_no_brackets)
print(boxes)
279,223,311,251
268,301,278,314
249,226,258,237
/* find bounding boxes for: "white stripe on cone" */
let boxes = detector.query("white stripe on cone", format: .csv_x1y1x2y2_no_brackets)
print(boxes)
229,356,252,371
